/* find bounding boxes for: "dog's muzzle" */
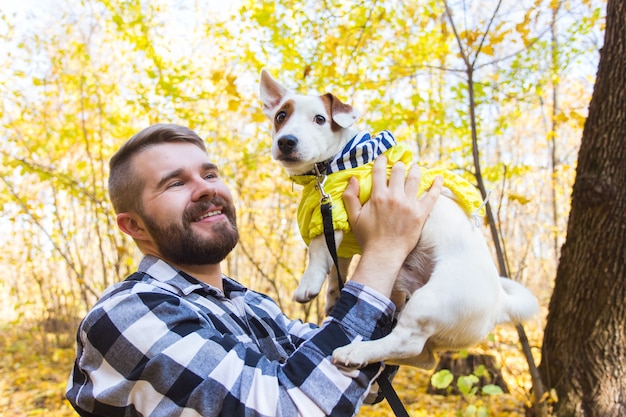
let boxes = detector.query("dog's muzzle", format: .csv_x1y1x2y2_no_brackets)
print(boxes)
277,134,298,154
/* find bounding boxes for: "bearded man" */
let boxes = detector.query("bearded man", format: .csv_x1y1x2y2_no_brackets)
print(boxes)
66,123,442,417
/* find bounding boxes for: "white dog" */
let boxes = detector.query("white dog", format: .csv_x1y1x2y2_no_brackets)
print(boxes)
259,69,539,369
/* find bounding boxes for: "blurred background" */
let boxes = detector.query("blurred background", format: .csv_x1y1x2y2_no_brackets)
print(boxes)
0,0,606,415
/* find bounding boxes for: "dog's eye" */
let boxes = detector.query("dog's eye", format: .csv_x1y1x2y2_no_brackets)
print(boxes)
276,111,287,124
314,115,326,125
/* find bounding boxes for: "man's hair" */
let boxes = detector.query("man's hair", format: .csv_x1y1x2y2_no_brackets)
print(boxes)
108,124,207,215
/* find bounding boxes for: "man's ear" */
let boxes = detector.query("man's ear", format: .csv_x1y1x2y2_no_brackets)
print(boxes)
117,212,149,240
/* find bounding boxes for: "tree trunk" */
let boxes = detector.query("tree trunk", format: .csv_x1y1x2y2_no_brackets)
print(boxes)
539,1,626,416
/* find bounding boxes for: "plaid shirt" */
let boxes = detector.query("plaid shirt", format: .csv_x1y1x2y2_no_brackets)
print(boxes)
66,256,395,417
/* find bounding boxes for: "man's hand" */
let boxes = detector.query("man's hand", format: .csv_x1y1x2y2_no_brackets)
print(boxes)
343,156,443,298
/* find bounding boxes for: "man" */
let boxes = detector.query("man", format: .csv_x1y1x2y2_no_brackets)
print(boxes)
66,123,442,416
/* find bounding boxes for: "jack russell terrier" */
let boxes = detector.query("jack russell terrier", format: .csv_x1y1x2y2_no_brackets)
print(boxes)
259,69,539,369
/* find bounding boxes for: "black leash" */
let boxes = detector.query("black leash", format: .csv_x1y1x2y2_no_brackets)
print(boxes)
320,196,344,287
376,370,410,417
314,166,409,417
315,163,344,287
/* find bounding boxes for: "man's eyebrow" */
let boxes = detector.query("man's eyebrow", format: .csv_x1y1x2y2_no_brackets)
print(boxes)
155,163,219,189
203,162,219,171
156,168,184,190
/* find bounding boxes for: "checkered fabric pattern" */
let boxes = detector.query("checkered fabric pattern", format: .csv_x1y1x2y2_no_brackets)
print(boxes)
66,256,395,416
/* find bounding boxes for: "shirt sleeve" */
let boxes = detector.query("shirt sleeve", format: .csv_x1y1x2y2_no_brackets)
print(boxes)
66,281,395,417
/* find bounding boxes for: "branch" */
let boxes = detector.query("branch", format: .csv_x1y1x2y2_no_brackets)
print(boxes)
0,174,100,300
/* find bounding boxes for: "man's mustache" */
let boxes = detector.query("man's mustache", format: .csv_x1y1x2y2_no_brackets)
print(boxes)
183,197,235,224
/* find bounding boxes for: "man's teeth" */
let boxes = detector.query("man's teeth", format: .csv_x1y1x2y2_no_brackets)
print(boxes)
197,210,221,220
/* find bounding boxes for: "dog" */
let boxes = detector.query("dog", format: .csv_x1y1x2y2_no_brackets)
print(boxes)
259,69,539,369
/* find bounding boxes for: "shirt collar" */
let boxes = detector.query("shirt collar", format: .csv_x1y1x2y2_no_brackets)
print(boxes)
137,255,247,298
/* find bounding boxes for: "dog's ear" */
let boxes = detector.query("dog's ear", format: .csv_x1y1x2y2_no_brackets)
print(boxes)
259,69,289,117
325,93,361,128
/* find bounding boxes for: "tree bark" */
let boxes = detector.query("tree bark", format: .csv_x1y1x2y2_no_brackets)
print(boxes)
539,1,626,416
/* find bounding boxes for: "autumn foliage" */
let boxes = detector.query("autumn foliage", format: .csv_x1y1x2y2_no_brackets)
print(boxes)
0,0,606,415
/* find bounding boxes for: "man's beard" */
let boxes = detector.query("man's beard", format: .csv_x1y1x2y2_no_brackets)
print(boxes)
140,197,239,266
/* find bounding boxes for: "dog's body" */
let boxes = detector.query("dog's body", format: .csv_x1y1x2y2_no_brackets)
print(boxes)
259,69,539,369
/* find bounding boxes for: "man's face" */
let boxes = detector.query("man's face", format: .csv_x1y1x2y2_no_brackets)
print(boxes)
133,142,239,265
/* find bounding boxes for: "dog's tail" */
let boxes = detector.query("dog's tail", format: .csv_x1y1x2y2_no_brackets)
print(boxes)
498,277,540,324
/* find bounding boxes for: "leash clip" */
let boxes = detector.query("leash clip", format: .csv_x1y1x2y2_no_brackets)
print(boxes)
314,163,331,205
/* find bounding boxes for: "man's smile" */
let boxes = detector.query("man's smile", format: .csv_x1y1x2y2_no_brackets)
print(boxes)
195,209,223,222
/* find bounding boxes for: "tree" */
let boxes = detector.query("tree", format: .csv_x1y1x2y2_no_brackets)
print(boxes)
539,1,626,416
0,0,608,414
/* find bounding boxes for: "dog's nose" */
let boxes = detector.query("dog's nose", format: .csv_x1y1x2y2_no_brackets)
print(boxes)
277,135,298,153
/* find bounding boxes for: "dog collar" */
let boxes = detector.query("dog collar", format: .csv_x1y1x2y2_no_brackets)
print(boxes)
289,130,397,186
290,158,334,178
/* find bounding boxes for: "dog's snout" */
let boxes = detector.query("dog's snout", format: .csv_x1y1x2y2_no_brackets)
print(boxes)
277,135,298,153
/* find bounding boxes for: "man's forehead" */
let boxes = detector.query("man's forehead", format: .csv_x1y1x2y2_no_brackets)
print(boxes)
139,142,208,161
134,142,216,176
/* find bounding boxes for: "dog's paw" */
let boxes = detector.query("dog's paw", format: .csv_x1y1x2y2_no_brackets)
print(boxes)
292,286,319,303
293,270,327,303
332,343,371,369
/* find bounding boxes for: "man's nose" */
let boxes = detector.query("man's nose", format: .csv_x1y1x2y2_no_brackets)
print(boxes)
191,176,217,201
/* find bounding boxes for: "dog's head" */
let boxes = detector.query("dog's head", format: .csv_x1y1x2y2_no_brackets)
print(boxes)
259,69,361,175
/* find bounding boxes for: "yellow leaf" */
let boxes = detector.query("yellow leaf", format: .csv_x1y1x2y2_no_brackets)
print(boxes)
481,44,494,56
508,193,531,205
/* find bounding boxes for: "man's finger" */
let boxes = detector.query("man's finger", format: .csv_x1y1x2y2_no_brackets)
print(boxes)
387,161,407,192
404,164,421,197
342,176,362,223
371,155,388,193
420,175,443,211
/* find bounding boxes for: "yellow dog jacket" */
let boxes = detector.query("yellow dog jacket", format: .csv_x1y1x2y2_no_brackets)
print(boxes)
290,131,485,258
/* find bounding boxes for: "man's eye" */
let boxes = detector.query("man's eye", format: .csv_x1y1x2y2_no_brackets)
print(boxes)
314,115,325,125
205,173,217,180
167,181,183,188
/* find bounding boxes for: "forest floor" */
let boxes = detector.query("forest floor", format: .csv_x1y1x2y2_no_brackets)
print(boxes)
0,318,547,417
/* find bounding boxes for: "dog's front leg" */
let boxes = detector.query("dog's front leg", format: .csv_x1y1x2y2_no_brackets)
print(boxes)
293,232,344,303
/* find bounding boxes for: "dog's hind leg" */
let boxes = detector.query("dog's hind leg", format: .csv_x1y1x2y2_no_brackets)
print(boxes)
332,321,435,369
332,289,440,369
385,345,437,369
